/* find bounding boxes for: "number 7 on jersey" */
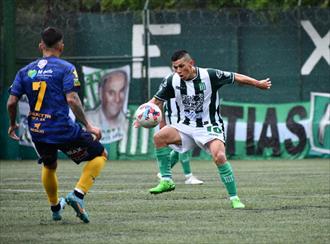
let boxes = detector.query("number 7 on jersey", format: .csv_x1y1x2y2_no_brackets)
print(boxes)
32,81,47,111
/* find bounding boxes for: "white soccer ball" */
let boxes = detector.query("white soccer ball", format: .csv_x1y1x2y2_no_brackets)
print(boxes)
135,102,162,128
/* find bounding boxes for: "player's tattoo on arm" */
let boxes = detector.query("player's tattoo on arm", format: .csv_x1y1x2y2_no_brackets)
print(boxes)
66,92,90,127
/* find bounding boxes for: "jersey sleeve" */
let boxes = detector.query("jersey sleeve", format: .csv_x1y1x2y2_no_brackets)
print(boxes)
9,70,24,98
154,75,175,101
207,68,234,89
63,64,81,93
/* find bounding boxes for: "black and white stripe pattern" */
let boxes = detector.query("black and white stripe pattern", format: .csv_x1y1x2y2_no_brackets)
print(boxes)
155,67,234,128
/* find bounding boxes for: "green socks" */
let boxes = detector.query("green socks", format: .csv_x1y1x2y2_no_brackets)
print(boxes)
155,147,172,179
179,151,192,175
170,150,179,168
217,162,237,197
170,150,192,176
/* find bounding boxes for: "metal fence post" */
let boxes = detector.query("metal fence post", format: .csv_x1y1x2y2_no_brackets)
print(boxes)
1,0,19,159
143,0,150,100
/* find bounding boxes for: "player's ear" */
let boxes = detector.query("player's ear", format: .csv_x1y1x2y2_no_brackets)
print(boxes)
57,42,64,53
38,41,45,52
190,59,195,66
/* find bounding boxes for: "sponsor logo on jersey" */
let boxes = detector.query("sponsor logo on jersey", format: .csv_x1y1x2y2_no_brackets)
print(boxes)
73,69,81,86
28,69,37,79
182,94,204,111
34,123,41,130
37,59,48,69
37,69,53,75
73,69,78,78
66,147,89,161
199,82,206,91
74,80,81,86
184,110,203,120
161,79,168,88
36,69,53,78
216,70,223,79
216,70,231,80
30,123,44,134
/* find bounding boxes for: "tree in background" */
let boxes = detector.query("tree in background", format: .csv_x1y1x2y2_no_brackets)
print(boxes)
16,0,329,13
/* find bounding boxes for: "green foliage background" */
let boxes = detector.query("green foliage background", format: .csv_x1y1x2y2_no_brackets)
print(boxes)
15,0,330,13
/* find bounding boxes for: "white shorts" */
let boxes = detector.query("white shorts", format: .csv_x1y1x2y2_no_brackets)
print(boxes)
168,123,225,154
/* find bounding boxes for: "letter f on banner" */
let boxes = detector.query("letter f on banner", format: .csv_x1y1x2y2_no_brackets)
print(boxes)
301,20,330,75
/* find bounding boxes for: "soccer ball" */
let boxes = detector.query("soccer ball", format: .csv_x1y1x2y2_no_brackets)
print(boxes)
134,102,162,128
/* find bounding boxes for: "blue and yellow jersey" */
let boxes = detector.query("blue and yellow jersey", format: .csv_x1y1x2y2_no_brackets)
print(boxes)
10,56,82,143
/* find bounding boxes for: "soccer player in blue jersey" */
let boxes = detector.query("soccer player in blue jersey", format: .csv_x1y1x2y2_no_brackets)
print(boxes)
7,27,107,223
135,50,271,208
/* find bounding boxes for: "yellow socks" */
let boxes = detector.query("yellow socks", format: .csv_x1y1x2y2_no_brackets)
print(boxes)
41,166,58,205
42,155,106,204
76,156,106,194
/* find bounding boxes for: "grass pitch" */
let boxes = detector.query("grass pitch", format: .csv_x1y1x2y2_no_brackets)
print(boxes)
0,159,329,244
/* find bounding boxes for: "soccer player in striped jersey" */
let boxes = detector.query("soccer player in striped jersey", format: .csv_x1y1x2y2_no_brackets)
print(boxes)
159,98,204,185
135,50,271,208
7,27,107,222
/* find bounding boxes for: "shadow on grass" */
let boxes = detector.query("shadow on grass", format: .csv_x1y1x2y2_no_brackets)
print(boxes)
39,220,87,225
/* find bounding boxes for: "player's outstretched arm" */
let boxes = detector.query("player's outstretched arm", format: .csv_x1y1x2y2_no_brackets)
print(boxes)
66,91,102,140
7,95,20,141
234,73,271,90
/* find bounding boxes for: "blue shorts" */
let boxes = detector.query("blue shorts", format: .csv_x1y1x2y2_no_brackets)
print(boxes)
34,130,106,165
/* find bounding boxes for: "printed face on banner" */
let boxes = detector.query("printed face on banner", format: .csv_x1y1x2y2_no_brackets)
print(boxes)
83,65,130,144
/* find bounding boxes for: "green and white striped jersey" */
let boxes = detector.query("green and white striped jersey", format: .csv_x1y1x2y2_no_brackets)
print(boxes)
164,98,180,125
155,67,234,127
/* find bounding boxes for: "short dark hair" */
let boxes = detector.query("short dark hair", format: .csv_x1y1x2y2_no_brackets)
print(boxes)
171,50,190,62
41,27,63,48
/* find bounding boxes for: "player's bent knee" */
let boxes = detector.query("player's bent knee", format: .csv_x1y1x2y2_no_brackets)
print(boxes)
153,132,168,147
213,151,227,165
44,160,57,170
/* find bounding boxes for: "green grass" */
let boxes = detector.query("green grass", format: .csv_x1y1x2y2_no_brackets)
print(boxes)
0,159,329,244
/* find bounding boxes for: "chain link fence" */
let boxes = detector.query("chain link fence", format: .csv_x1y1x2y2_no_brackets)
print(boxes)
15,8,330,103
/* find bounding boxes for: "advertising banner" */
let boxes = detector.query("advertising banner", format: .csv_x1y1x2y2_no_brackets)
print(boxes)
217,101,310,159
119,101,311,160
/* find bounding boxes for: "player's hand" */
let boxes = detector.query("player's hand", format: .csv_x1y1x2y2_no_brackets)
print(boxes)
159,120,166,129
8,124,19,141
256,78,271,90
133,120,141,128
86,124,102,140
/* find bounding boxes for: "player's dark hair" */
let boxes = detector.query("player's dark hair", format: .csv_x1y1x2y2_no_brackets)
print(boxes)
171,50,190,61
41,27,63,48
100,70,128,88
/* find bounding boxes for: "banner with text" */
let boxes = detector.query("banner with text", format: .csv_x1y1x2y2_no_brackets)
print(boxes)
119,101,314,160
